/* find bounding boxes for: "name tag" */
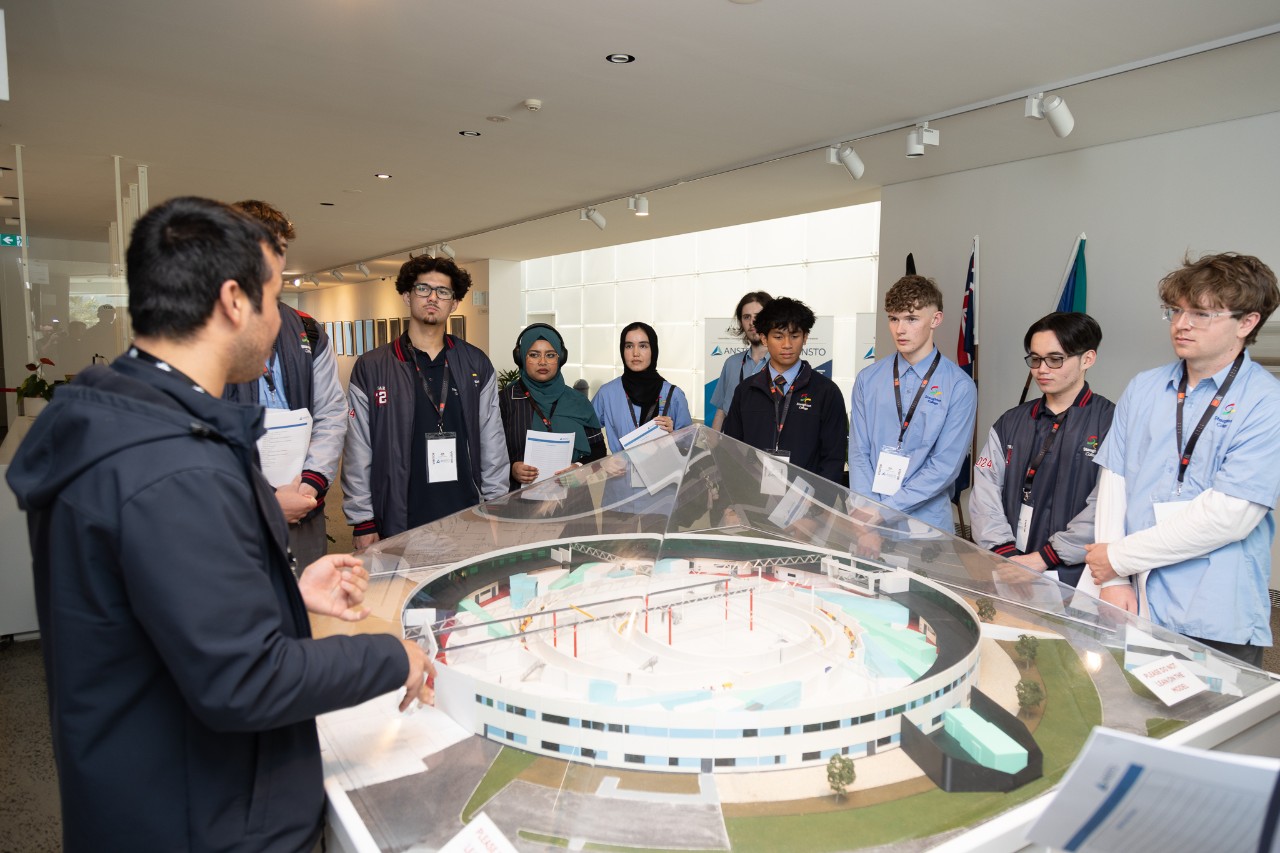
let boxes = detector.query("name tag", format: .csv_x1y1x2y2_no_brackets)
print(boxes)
1016,503,1033,553
426,433,458,483
873,447,910,496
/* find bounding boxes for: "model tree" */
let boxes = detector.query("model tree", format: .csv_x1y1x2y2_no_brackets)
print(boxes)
975,597,996,623
1016,678,1045,716
827,753,856,799
1015,634,1039,669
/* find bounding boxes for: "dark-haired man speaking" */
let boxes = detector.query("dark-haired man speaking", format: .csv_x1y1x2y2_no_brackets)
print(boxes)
7,196,433,852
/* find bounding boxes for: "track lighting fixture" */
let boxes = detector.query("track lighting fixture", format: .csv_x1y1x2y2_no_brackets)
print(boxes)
627,195,649,216
906,122,939,158
1025,92,1075,138
356,262,371,277
826,145,865,180
307,275,319,286
581,208,606,230
330,269,345,281
292,278,301,287
439,242,456,259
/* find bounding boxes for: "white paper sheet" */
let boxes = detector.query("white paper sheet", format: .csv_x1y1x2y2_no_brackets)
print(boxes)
1027,727,1280,853
257,407,312,487
522,430,574,481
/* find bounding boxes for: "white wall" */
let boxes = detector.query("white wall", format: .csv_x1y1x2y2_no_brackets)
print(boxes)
510,203,882,421
295,261,493,388
878,110,1280,590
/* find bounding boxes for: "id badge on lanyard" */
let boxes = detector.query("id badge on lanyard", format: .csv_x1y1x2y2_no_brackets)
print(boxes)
1015,504,1033,552
426,432,458,482
873,446,909,495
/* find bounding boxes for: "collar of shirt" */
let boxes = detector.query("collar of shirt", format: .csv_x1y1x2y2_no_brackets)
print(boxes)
1033,382,1092,419
1162,350,1251,393
743,349,769,370
768,362,802,394
894,346,939,379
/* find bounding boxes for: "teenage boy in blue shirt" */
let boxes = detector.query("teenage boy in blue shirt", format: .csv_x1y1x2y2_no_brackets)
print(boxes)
849,275,977,531
710,291,772,431
1086,253,1280,667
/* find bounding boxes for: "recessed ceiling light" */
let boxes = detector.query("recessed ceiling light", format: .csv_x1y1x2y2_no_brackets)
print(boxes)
374,173,392,179
486,115,510,123
458,130,482,137
320,202,335,206
605,53,636,64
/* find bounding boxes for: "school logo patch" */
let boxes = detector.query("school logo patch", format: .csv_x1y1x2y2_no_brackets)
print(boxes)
796,393,814,411
1214,402,1236,428
924,385,943,405
1081,435,1100,458
298,331,312,356
375,386,388,406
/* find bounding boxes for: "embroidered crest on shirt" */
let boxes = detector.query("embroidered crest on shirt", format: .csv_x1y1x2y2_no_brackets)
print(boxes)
1081,435,1100,458
298,331,312,356
925,384,943,405
796,393,814,411
1213,402,1236,428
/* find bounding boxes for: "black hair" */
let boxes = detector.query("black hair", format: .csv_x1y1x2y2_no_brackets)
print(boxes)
127,196,278,341
1023,311,1102,354
395,255,472,299
754,296,815,336
728,290,773,337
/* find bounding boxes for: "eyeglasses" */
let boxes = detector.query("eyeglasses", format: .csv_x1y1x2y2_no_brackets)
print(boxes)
412,283,455,300
526,350,559,362
1161,305,1241,327
1024,354,1073,369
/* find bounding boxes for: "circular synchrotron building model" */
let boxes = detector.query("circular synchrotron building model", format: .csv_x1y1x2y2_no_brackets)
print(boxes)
404,533,984,776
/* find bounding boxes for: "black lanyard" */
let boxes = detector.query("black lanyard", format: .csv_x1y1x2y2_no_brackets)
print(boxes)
526,392,560,431
770,373,795,452
1022,407,1070,504
261,349,285,407
1175,351,1243,492
625,384,675,429
407,344,449,428
892,351,942,446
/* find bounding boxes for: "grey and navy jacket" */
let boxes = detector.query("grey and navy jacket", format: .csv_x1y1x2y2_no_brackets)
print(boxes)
224,304,347,512
969,384,1114,579
342,332,508,539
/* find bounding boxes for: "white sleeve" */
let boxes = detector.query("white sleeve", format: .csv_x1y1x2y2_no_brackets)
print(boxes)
968,427,1014,549
1108,488,1268,576
1079,468,1130,595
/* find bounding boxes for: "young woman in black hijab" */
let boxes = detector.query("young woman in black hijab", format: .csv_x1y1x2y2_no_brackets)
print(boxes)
591,322,692,453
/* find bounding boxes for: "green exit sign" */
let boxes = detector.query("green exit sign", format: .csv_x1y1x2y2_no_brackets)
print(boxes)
0,234,23,247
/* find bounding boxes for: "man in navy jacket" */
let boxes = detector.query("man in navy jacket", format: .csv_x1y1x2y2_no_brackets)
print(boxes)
723,297,848,483
7,197,434,853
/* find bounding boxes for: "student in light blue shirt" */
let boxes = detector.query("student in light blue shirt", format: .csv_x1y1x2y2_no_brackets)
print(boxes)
849,275,977,531
1086,253,1280,667
593,322,692,515
709,291,772,431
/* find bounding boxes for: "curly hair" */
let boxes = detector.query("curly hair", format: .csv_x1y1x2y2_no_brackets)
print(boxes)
885,275,943,314
1158,252,1278,346
394,254,472,300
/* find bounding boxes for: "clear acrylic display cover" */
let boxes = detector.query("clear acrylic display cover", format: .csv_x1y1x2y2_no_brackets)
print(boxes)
317,425,1276,852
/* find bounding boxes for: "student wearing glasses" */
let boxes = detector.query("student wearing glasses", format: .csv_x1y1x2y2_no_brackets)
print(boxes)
343,256,509,547
969,312,1114,588
1084,253,1280,666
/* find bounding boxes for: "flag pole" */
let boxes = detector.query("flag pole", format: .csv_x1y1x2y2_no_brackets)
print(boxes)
1020,232,1086,404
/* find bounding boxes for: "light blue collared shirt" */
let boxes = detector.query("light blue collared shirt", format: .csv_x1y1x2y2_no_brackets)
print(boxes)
1095,353,1280,645
256,353,288,410
768,361,802,395
710,348,768,415
848,347,977,530
592,377,693,515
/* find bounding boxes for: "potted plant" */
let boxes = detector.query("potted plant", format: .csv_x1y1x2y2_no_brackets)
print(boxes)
16,357,56,417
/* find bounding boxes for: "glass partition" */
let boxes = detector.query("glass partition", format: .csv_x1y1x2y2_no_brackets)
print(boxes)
317,426,1275,852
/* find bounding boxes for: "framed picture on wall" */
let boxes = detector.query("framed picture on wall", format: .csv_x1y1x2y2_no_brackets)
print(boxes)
389,317,401,340
354,319,365,355
342,322,353,356
402,316,409,329
332,322,343,355
324,322,335,349
448,315,467,341
375,318,388,347
364,320,375,352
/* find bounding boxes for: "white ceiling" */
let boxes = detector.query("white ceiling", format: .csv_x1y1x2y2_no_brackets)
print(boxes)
3,0,1279,287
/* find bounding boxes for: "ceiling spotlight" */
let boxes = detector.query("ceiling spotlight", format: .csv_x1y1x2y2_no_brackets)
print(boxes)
605,53,636,64
374,173,392,179
458,130,482,137
580,208,607,230
330,269,345,281
425,245,438,258
627,195,649,216
826,145,865,180
292,277,301,287
1025,92,1075,138
307,275,319,286
439,242,456,259
906,122,940,158
356,262,371,277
